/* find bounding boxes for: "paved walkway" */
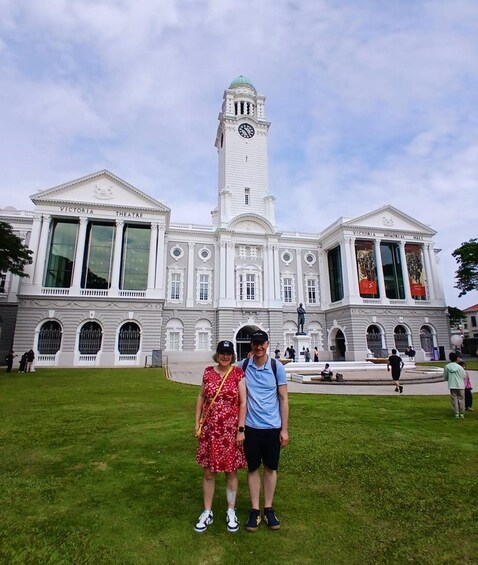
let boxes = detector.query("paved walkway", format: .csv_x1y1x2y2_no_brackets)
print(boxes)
167,362,478,396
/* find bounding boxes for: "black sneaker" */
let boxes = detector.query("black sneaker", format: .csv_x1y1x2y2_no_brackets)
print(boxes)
399,385,403,394
263,507,281,530
245,509,261,532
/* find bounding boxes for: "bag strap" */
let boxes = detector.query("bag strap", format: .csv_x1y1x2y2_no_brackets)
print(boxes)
200,365,234,425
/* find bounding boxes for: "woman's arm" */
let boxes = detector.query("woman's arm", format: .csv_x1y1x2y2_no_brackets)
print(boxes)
195,384,205,432
236,377,247,445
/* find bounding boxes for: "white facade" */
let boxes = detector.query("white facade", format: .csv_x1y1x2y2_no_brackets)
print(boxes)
0,77,450,367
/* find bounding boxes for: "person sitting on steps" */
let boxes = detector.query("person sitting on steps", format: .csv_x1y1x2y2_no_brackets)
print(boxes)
320,363,333,382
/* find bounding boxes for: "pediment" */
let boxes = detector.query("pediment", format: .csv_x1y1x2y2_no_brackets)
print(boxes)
30,170,170,213
228,213,275,234
345,205,435,235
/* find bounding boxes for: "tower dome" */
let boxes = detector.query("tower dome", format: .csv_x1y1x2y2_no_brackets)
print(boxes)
229,75,256,92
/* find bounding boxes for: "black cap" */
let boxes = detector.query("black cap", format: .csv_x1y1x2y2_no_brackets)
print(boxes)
251,330,269,343
216,340,235,354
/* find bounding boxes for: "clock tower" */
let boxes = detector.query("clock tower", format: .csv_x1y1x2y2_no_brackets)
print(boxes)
212,76,276,229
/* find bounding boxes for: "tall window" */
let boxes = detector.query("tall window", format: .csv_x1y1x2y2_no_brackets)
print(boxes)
44,220,78,288
37,321,62,354
420,326,433,353
170,272,181,301
78,322,102,354
327,246,344,302
195,319,212,351
166,319,183,351
120,225,150,290
83,223,114,289
380,242,405,299
355,240,379,298
198,273,210,302
244,187,250,205
118,322,141,354
394,325,408,352
306,277,318,304
0,272,7,293
366,325,383,357
282,277,293,303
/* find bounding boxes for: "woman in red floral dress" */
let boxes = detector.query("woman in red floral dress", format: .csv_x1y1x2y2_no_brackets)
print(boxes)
194,340,246,533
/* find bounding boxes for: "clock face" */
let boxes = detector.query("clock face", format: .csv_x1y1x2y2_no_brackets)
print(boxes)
238,123,255,139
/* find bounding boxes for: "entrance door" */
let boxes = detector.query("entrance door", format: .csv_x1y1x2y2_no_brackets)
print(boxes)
334,330,346,361
236,325,259,361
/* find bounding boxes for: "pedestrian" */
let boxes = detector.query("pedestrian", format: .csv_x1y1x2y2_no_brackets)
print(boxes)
274,349,281,360
26,349,35,372
18,351,28,373
304,348,311,362
387,349,404,393
289,346,296,363
5,350,17,373
242,330,289,532
313,347,319,362
405,346,416,361
443,352,466,418
460,361,473,412
194,340,246,533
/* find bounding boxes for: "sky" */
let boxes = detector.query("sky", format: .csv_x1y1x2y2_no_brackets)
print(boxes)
0,0,477,309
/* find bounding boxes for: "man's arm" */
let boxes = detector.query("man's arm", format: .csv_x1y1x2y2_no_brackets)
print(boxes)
278,384,289,448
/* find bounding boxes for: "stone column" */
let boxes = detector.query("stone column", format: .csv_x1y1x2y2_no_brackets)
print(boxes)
23,213,43,283
273,244,281,303
147,223,158,290
295,249,304,305
219,241,226,300
70,217,88,290
373,239,387,301
338,240,349,297
226,241,235,302
422,243,435,300
110,219,124,293
344,235,359,299
33,214,52,287
317,248,329,308
186,242,195,307
399,241,412,301
155,225,166,298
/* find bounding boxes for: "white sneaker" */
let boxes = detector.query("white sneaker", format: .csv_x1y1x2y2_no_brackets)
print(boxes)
226,508,239,533
194,510,213,533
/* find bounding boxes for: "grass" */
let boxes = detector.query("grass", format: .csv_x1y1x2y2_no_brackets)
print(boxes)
1,368,477,564
418,358,478,370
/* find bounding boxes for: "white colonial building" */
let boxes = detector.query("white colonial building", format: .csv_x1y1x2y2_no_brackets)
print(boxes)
0,76,449,368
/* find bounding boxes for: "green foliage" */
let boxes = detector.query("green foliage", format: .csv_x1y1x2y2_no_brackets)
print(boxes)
0,221,33,277
447,306,466,328
452,238,478,297
1,369,477,564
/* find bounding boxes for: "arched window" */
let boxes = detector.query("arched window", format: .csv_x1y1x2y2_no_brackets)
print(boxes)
420,326,433,353
38,321,62,354
366,325,383,357
79,322,102,354
195,319,212,351
118,322,141,354
394,325,408,352
165,319,183,351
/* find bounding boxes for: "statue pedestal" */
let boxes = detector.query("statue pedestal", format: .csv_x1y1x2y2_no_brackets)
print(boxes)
293,334,311,362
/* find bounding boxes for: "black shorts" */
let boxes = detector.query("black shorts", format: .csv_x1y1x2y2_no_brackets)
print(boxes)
391,371,401,380
244,426,281,472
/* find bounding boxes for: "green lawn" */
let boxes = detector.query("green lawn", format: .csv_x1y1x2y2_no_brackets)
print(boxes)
418,359,478,370
1,369,477,565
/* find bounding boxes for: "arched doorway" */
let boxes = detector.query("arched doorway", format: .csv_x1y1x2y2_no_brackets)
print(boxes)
236,325,259,361
366,325,383,357
334,329,346,361
394,325,409,352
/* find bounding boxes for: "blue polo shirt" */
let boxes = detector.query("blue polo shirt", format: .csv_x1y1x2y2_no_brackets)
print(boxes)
244,356,287,429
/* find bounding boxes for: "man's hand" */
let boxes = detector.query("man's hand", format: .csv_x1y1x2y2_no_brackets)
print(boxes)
280,429,289,448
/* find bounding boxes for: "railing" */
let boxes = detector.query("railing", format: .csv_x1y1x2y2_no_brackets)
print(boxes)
119,290,146,298
41,288,70,295
37,354,56,362
363,299,381,304
119,354,137,361
79,354,97,362
80,289,108,297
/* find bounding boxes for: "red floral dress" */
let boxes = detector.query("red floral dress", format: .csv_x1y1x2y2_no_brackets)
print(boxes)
196,365,247,472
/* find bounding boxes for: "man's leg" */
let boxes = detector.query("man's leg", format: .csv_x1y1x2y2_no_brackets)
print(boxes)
247,468,261,510
263,467,277,508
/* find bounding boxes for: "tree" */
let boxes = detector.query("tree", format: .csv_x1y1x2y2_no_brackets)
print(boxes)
452,238,478,297
0,221,33,277
447,306,466,329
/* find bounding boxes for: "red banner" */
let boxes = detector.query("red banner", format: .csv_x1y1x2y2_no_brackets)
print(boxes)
405,244,426,299
355,241,378,297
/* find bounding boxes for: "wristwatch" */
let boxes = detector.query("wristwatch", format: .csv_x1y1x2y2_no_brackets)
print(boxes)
238,426,245,433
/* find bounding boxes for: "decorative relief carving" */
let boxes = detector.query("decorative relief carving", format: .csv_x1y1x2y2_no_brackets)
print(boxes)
382,215,394,226
94,184,114,200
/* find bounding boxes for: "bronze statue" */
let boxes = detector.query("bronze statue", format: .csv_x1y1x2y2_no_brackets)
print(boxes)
297,303,306,334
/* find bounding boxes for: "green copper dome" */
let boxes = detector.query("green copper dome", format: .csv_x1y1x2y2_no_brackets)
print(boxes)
229,75,254,89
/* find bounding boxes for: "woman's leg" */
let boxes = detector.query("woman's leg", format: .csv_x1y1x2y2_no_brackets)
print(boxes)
203,467,216,510
225,471,238,509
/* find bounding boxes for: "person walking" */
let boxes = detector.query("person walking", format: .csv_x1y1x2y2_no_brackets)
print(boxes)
194,340,247,533
313,347,319,362
25,349,35,372
461,361,473,411
242,330,289,532
443,352,466,418
387,349,404,393
18,351,28,373
5,350,17,373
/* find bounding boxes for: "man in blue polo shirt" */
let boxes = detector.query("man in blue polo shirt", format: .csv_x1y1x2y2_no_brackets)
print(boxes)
243,330,289,532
